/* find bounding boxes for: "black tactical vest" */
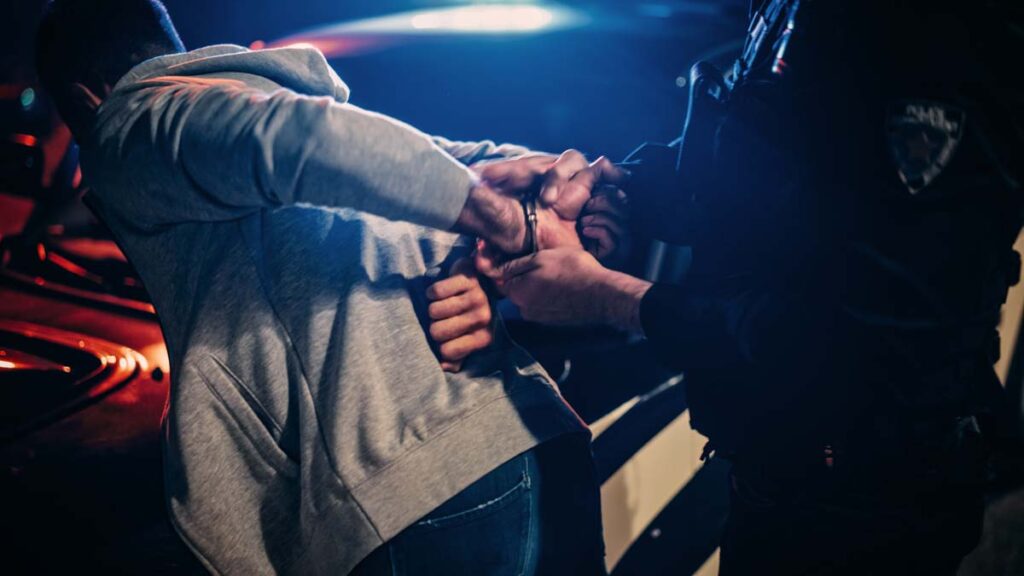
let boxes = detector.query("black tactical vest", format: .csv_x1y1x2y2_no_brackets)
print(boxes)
679,0,1023,460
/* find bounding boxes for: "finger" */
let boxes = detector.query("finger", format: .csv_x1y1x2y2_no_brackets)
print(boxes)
439,329,494,362
540,149,588,206
477,154,554,191
589,156,630,186
441,360,463,373
592,183,625,198
561,161,602,197
474,240,506,280
594,184,629,204
426,273,477,301
450,256,477,277
430,306,492,341
579,213,625,239
552,158,622,220
427,288,487,320
552,178,595,221
475,162,509,186
498,253,544,281
583,192,628,219
582,226,615,258
499,261,543,302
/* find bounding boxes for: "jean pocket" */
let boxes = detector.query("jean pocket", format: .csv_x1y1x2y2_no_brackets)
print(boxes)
390,454,536,576
414,455,532,530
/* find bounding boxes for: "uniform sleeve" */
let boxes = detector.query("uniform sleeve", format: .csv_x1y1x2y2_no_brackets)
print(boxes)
96,77,477,230
638,281,827,374
638,283,750,372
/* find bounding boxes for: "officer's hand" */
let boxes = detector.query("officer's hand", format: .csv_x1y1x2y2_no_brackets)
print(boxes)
426,257,495,372
580,186,631,264
477,247,650,332
472,203,584,289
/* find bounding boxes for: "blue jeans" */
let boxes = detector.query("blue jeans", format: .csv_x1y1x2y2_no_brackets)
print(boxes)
350,434,605,576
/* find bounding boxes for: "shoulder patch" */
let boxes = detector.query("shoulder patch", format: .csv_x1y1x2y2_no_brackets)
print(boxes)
886,100,965,195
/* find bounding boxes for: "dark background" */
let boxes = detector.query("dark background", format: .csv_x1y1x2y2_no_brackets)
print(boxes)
5,0,750,161
2,3,1022,575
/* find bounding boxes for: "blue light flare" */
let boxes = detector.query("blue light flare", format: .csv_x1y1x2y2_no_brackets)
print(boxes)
409,5,558,33
270,3,587,57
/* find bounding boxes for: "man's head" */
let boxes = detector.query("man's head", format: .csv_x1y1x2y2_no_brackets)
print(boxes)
35,0,185,137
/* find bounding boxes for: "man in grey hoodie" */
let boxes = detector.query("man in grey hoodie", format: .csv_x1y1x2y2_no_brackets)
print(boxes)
35,1,626,574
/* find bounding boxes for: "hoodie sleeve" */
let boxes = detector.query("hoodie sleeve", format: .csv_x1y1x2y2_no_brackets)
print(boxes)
430,136,533,166
94,76,477,230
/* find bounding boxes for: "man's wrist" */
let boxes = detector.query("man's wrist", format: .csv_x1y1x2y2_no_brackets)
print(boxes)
596,269,652,335
456,181,525,253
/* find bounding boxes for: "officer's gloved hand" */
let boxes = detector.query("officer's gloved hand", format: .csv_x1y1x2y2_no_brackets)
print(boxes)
618,142,694,245
580,186,631,266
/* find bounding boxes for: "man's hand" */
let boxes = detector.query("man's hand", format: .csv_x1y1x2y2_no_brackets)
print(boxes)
474,149,629,228
472,153,558,194
453,152,576,257
426,257,495,372
454,181,525,255
540,154,629,221
474,150,599,220
456,151,628,261
480,248,651,333
533,155,629,256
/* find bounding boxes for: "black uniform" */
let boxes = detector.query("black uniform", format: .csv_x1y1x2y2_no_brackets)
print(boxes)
629,2,1023,574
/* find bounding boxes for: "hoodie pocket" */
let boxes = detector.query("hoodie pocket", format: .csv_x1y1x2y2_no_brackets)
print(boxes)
196,354,298,477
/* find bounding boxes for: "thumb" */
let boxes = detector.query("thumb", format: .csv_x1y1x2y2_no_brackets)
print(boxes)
590,156,631,186
497,253,543,281
540,185,559,206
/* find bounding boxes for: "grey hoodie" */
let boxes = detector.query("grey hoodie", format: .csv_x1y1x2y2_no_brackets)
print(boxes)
80,45,586,575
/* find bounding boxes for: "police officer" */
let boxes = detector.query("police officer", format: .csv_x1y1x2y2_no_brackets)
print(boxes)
480,1,1023,573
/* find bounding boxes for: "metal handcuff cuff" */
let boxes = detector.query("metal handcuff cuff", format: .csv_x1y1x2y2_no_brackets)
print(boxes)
519,193,540,256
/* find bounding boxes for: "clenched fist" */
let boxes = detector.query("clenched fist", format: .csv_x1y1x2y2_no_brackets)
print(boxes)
426,257,495,372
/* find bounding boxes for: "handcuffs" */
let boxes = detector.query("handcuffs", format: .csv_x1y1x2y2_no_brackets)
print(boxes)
520,193,540,256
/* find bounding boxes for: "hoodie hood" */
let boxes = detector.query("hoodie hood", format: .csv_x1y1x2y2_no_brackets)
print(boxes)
113,44,350,103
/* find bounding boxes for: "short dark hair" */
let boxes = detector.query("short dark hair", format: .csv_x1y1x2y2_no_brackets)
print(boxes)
35,0,184,117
